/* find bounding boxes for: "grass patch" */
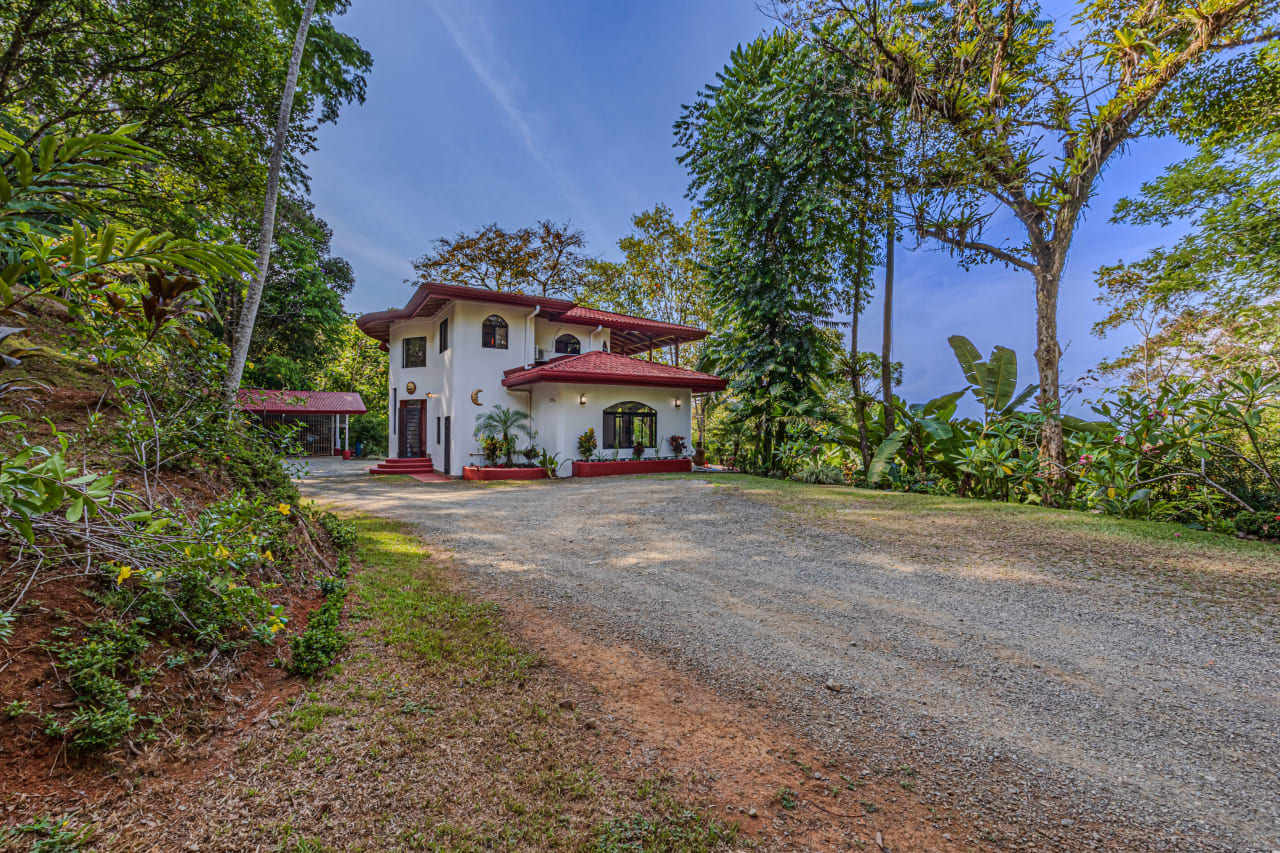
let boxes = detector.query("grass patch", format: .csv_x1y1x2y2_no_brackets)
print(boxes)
349,515,533,682
648,473,1280,570
593,811,740,852
288,700,343,732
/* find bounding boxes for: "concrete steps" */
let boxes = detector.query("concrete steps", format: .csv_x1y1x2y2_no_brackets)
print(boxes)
368,456,434,475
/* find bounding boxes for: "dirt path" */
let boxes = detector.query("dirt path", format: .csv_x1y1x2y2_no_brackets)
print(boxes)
300,473,1280,852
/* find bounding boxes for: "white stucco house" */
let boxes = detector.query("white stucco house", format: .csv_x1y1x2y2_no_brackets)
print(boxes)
355,282,726,477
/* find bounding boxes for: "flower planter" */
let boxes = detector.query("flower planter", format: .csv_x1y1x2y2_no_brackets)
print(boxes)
462,466,547,481
572,458,693,478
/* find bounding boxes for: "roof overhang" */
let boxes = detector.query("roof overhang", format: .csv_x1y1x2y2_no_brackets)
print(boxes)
502,370,726,393
237,389,368,416
356,282,708,356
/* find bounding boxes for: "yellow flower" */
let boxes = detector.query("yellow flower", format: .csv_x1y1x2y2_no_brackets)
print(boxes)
263,550,274,562
228,582,237,590
275,503,291,516
215,544,231,559
115,565,135,584
183,546,192,557
270,622,283,633
246,361,254,369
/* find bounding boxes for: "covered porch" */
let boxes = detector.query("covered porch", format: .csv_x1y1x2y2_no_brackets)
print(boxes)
237,389,367,457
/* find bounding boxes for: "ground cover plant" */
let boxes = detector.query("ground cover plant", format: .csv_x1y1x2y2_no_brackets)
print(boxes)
10,515,745,850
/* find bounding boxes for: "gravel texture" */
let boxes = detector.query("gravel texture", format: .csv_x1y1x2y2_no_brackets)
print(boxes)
300,473,1280,851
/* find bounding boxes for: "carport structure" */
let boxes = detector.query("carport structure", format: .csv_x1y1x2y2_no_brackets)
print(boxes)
237,389,367,457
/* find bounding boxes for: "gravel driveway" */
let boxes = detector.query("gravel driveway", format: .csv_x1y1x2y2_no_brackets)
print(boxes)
299,473,1280,851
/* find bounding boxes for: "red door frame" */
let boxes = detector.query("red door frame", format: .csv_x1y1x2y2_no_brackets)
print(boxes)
398,399,427,458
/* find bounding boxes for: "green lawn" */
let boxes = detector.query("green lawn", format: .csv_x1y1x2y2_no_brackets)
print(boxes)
646,473,1280,608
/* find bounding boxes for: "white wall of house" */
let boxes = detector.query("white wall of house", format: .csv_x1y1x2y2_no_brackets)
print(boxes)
385,297,619,475
527,382,693,477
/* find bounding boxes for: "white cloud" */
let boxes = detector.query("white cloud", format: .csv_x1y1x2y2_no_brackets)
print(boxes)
419,0,584,209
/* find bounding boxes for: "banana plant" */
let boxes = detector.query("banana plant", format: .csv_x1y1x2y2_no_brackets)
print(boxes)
947,335,1038,424
867,390,969,485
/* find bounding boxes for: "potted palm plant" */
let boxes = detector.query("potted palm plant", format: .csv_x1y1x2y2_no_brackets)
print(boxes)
473,405,532,467
465,406,547,480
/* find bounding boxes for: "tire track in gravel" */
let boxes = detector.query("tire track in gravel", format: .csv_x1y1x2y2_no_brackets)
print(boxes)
301,473,1280,851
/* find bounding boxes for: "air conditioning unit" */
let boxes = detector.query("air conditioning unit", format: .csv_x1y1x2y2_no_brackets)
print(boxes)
534,347,547,362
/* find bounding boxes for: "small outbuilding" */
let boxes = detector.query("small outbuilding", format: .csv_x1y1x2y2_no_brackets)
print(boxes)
237,388,367,457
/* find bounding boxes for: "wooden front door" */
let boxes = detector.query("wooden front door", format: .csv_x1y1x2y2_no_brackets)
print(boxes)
398,400,427,458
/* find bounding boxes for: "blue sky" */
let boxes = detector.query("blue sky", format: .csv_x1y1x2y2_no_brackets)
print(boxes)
306,0,1192,410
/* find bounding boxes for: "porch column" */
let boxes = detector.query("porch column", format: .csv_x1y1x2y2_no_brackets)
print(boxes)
344,414,350,451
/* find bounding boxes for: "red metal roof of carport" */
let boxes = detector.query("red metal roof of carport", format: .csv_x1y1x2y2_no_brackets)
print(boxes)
237,389,367,415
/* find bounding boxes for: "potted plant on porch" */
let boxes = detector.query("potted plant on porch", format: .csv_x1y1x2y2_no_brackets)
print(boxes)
465,405,547,481
572,429,694,477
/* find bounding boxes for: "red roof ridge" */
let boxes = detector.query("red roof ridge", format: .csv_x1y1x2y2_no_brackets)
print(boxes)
502,351,725,392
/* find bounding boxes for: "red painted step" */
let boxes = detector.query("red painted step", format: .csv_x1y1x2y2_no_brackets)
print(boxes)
368,455,435,475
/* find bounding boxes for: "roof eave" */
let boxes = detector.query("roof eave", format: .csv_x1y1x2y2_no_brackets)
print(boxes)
502,370,726,393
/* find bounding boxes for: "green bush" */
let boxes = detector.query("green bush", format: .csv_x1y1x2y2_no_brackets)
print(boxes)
290,568,349,676
793,462,845,485
47,621,149,752
317,511,357,552
1234,511,1280,539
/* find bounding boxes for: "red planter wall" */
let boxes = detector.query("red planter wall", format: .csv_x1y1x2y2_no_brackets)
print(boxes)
572,458,693,478
462,466,548,481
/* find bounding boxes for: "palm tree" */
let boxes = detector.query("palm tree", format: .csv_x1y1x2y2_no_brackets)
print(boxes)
473,405,533,466
223,0,318,407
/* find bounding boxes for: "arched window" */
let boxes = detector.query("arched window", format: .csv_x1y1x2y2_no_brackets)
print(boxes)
554,333,581,355
602,401,656,449
481,315,508,349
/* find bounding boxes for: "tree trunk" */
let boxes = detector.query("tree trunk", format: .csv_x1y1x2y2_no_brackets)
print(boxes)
1033,266,1066,498
850,257,871,473
880,213,895,436
222,0,318,407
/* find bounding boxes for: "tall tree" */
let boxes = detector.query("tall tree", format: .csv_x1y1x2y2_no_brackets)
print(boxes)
677,34,871,468
526,220,590,298
413,220,589,297
880,211,896,435
1094,42,1280,385
580,205,712,367
217,196,354,388
224,0,318,406
795,0,1280,492
0,0,370,234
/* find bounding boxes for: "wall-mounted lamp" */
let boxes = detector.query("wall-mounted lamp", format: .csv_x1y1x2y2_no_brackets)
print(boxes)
578,393,588,406
674,397,683,409
425,392,436,399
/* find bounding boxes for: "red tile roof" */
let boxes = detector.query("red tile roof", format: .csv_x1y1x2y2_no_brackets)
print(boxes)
501,351,726,392
237,389,368,415
356,281,708,356
556,305,705,337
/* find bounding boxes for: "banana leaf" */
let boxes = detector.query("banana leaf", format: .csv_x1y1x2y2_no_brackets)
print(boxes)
922,389,965,420
947,335,984,387
999,382,1039,416
867,428,907,484
984,345,1018,413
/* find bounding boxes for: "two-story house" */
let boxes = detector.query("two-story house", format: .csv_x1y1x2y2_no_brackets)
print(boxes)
355,282,726,477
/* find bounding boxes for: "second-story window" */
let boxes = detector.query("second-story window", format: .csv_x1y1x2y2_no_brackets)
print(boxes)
555,334,581,355
439,318,449,352
402,336,426,368
482,315,508,349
